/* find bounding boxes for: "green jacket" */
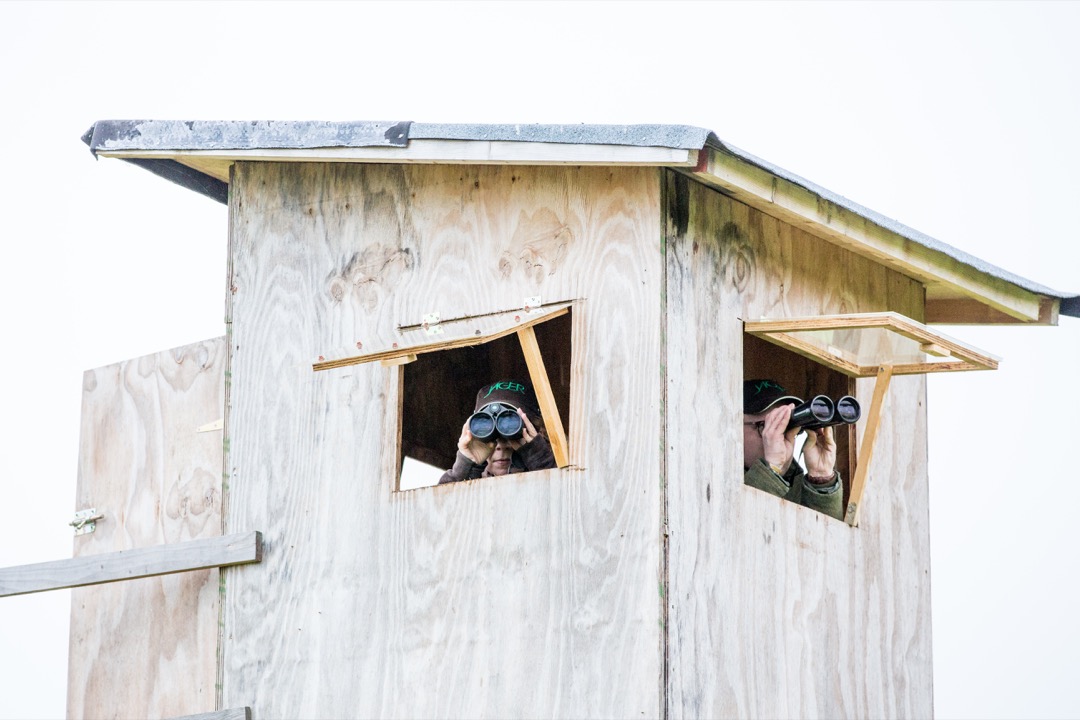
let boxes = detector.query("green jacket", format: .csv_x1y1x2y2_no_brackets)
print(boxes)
744,459,843,521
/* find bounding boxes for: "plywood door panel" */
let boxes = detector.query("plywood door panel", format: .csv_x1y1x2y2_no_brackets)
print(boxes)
663,173,932,718
223,163,663,718
68,337,226,719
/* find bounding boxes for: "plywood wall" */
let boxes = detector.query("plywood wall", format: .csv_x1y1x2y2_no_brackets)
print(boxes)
222,163,663,718
68,338,226,719
663,172,932,718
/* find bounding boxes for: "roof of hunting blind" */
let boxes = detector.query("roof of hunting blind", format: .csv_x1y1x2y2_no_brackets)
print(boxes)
82,119,1080,323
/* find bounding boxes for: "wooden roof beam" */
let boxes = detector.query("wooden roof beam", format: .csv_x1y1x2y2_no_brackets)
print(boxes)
95,140,700,183
925,296,1058,325
684,147,1047,324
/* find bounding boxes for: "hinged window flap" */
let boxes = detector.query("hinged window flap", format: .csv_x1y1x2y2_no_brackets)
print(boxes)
744,311,999,378
313,302,572,372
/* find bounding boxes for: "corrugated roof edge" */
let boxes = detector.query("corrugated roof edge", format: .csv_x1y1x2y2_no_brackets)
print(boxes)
79,119,1078,316
82,120,411,152
408,122,716,149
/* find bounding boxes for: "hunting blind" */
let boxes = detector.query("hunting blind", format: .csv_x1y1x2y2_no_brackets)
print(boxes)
2,120,1077,719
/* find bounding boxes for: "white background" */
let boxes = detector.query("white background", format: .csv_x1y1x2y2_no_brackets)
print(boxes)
2,2,1078,718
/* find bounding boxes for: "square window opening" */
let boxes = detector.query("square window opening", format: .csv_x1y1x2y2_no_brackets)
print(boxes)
397,309,573,491
743,332,856,519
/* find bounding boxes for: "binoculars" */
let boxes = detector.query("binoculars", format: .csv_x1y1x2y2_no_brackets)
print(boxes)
468,403,525,442
786,395,861,432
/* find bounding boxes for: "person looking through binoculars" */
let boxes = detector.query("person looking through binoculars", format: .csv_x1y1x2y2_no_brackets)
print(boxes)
438,380,556,484
743,379,845,520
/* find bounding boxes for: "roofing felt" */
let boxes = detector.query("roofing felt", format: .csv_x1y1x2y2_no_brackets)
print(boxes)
82,119,1078,316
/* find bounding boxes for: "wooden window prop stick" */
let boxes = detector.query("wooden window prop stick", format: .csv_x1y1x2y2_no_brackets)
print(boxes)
845,365,893,526
516,325,569,468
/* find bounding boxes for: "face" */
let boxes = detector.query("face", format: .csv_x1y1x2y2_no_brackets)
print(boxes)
487,438,513,476
743,412,767,469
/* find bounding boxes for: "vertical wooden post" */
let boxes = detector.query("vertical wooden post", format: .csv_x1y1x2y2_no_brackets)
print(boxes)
845,365,893,527
516,326,570,468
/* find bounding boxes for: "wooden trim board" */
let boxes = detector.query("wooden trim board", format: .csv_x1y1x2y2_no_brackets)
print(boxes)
0,532,262,597
97,140,699,184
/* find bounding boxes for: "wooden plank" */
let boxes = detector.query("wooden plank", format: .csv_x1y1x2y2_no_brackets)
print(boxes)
2,532,261,597
169,708,251,720
67,338,228,720
687,147,1047,323
664,174,933,718
314,303,570,371
99,139,698,169
516,325,569,467
845,366,893,527
222,162,663,718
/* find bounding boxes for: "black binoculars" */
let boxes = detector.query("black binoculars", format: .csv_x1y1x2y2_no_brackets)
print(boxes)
786,395,861,432
468,403,524,442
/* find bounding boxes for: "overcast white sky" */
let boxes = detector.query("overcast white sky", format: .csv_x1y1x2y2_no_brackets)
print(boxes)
2,2,1078,718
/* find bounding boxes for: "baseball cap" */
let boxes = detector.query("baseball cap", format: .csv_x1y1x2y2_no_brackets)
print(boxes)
474,380,540,414
744,379,803,415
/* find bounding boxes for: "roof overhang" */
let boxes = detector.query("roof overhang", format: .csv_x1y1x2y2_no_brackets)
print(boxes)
82,119,1078,325
685,146,1056,325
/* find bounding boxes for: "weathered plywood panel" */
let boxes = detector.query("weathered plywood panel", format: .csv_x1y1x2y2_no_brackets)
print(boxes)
664,173,933,718
223,163,663,718
68,338,226,720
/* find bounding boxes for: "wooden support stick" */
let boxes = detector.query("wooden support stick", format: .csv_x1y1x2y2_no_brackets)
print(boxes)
0,531,262,598
845,366,893,527
516,326,569,468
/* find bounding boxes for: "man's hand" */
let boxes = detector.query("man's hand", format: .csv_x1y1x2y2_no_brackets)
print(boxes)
802,426,837,482
508,408,538,451
761,404,800,475
457,420,495,464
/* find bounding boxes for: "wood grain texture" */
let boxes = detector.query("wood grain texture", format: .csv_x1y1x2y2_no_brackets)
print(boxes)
223,163,663,718
1,532,259,597
68,338,227,719
664,173,933,718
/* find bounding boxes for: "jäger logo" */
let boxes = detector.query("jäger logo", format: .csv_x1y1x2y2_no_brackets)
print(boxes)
753,380,784,395
484,381,526,398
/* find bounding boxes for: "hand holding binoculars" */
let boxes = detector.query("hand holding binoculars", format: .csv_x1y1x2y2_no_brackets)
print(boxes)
786,395,861,432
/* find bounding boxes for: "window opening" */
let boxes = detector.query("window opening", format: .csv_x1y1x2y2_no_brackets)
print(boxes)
312,302,573,492
399,312,571,489
744,312,999,526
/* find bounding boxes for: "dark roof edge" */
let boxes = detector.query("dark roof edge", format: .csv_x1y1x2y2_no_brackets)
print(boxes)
81,126,228,204
83,120,411,153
